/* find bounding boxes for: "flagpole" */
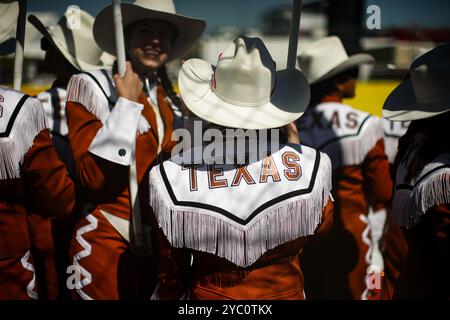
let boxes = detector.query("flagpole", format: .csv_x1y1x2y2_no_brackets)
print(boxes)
111,0,147,253
287,0,302,70
112,0,126,76
13,0,27,90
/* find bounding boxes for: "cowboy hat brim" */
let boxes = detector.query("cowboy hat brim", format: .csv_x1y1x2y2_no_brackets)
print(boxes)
0,37,15,56
383,77,450,121
179,59,310,130
28,14,105,71
93,3,206,61
0,1,18,44
311,53,374,84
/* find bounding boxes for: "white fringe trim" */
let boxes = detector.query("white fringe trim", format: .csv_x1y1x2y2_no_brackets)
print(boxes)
67,73,111,123
394,170,450,228
413,170,450,224
149,155,332,267
66,73,151,135
332,116,384,167
0,96,48,180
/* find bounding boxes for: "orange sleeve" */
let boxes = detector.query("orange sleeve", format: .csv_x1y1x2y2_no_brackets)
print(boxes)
156,228,191,300
66,101,129,192
313,197,334,237
22,130,75,218
362,138,393,206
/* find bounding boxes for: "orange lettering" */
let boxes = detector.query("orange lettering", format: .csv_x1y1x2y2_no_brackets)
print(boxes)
282,152,302,181
207,165,228,189
231,164,256,186
260,155,281,183
329,111,341,128
182,164,203,191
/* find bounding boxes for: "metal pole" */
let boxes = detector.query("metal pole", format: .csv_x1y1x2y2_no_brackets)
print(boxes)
111,0,147,253
13,0,27,90
287,0,302,70
112,0,126,76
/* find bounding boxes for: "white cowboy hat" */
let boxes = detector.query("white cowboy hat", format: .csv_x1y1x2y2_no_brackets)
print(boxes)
0,1,18,55
383,42,450,122
93,0,206,61
178,36,310,130
28,9,104,71
298,36,374,84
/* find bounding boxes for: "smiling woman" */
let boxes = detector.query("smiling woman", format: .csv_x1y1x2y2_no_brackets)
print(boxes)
125,19,177,75
62,0,206,300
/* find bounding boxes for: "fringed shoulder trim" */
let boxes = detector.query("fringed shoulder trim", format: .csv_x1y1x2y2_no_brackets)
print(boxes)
149,150,332,267
393,153,450,227
412,164,450,222
0,93,48,179
66,71,113,123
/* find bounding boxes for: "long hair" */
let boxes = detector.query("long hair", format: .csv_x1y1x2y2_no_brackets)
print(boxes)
394,111,450,183
156,65,182,109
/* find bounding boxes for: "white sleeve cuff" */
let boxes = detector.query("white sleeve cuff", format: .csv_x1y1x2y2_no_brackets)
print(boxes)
88,97,143,166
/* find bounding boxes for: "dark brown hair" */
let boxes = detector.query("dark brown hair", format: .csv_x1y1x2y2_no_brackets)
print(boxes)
394,111,450,183
309,67,359,107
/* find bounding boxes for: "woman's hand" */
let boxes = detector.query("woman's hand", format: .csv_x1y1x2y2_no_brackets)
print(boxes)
113,61,143,103
285,122,301,145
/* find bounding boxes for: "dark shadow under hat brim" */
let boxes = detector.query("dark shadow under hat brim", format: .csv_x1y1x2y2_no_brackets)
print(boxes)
0,37,15,55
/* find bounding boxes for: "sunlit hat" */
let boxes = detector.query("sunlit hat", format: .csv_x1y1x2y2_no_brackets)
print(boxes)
298,36,374,84
0,1,18,55
28,9,104,71
93,0,206,61
383,42,450,121
178,35,310,130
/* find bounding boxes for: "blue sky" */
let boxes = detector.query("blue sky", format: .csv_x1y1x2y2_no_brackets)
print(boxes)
28,0,450,32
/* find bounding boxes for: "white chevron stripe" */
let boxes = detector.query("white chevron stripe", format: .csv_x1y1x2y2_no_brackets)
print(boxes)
72,213,98,300
20,250,38,300
360,209,387,300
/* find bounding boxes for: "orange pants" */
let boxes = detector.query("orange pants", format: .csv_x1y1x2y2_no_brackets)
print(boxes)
68,209,157,300
27,214,58,300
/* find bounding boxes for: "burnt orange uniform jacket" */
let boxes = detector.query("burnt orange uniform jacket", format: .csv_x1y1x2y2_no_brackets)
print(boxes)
65,71,175,299
28,85,72,300
0,89,75,300
296,97,393,299
392,150,450,299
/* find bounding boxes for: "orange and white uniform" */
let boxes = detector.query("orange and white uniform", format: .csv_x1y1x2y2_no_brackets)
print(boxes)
377,117,410,299
0,87,75,300
26,85,71,300
65,70,175,299
150,140,334,300
392,147,450,298
296,97,393,299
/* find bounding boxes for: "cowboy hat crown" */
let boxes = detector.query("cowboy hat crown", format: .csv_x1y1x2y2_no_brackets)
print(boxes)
178,35,310,130
28,9,104,71
383,42,450,121
298,36,374,84
0,1,18,55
